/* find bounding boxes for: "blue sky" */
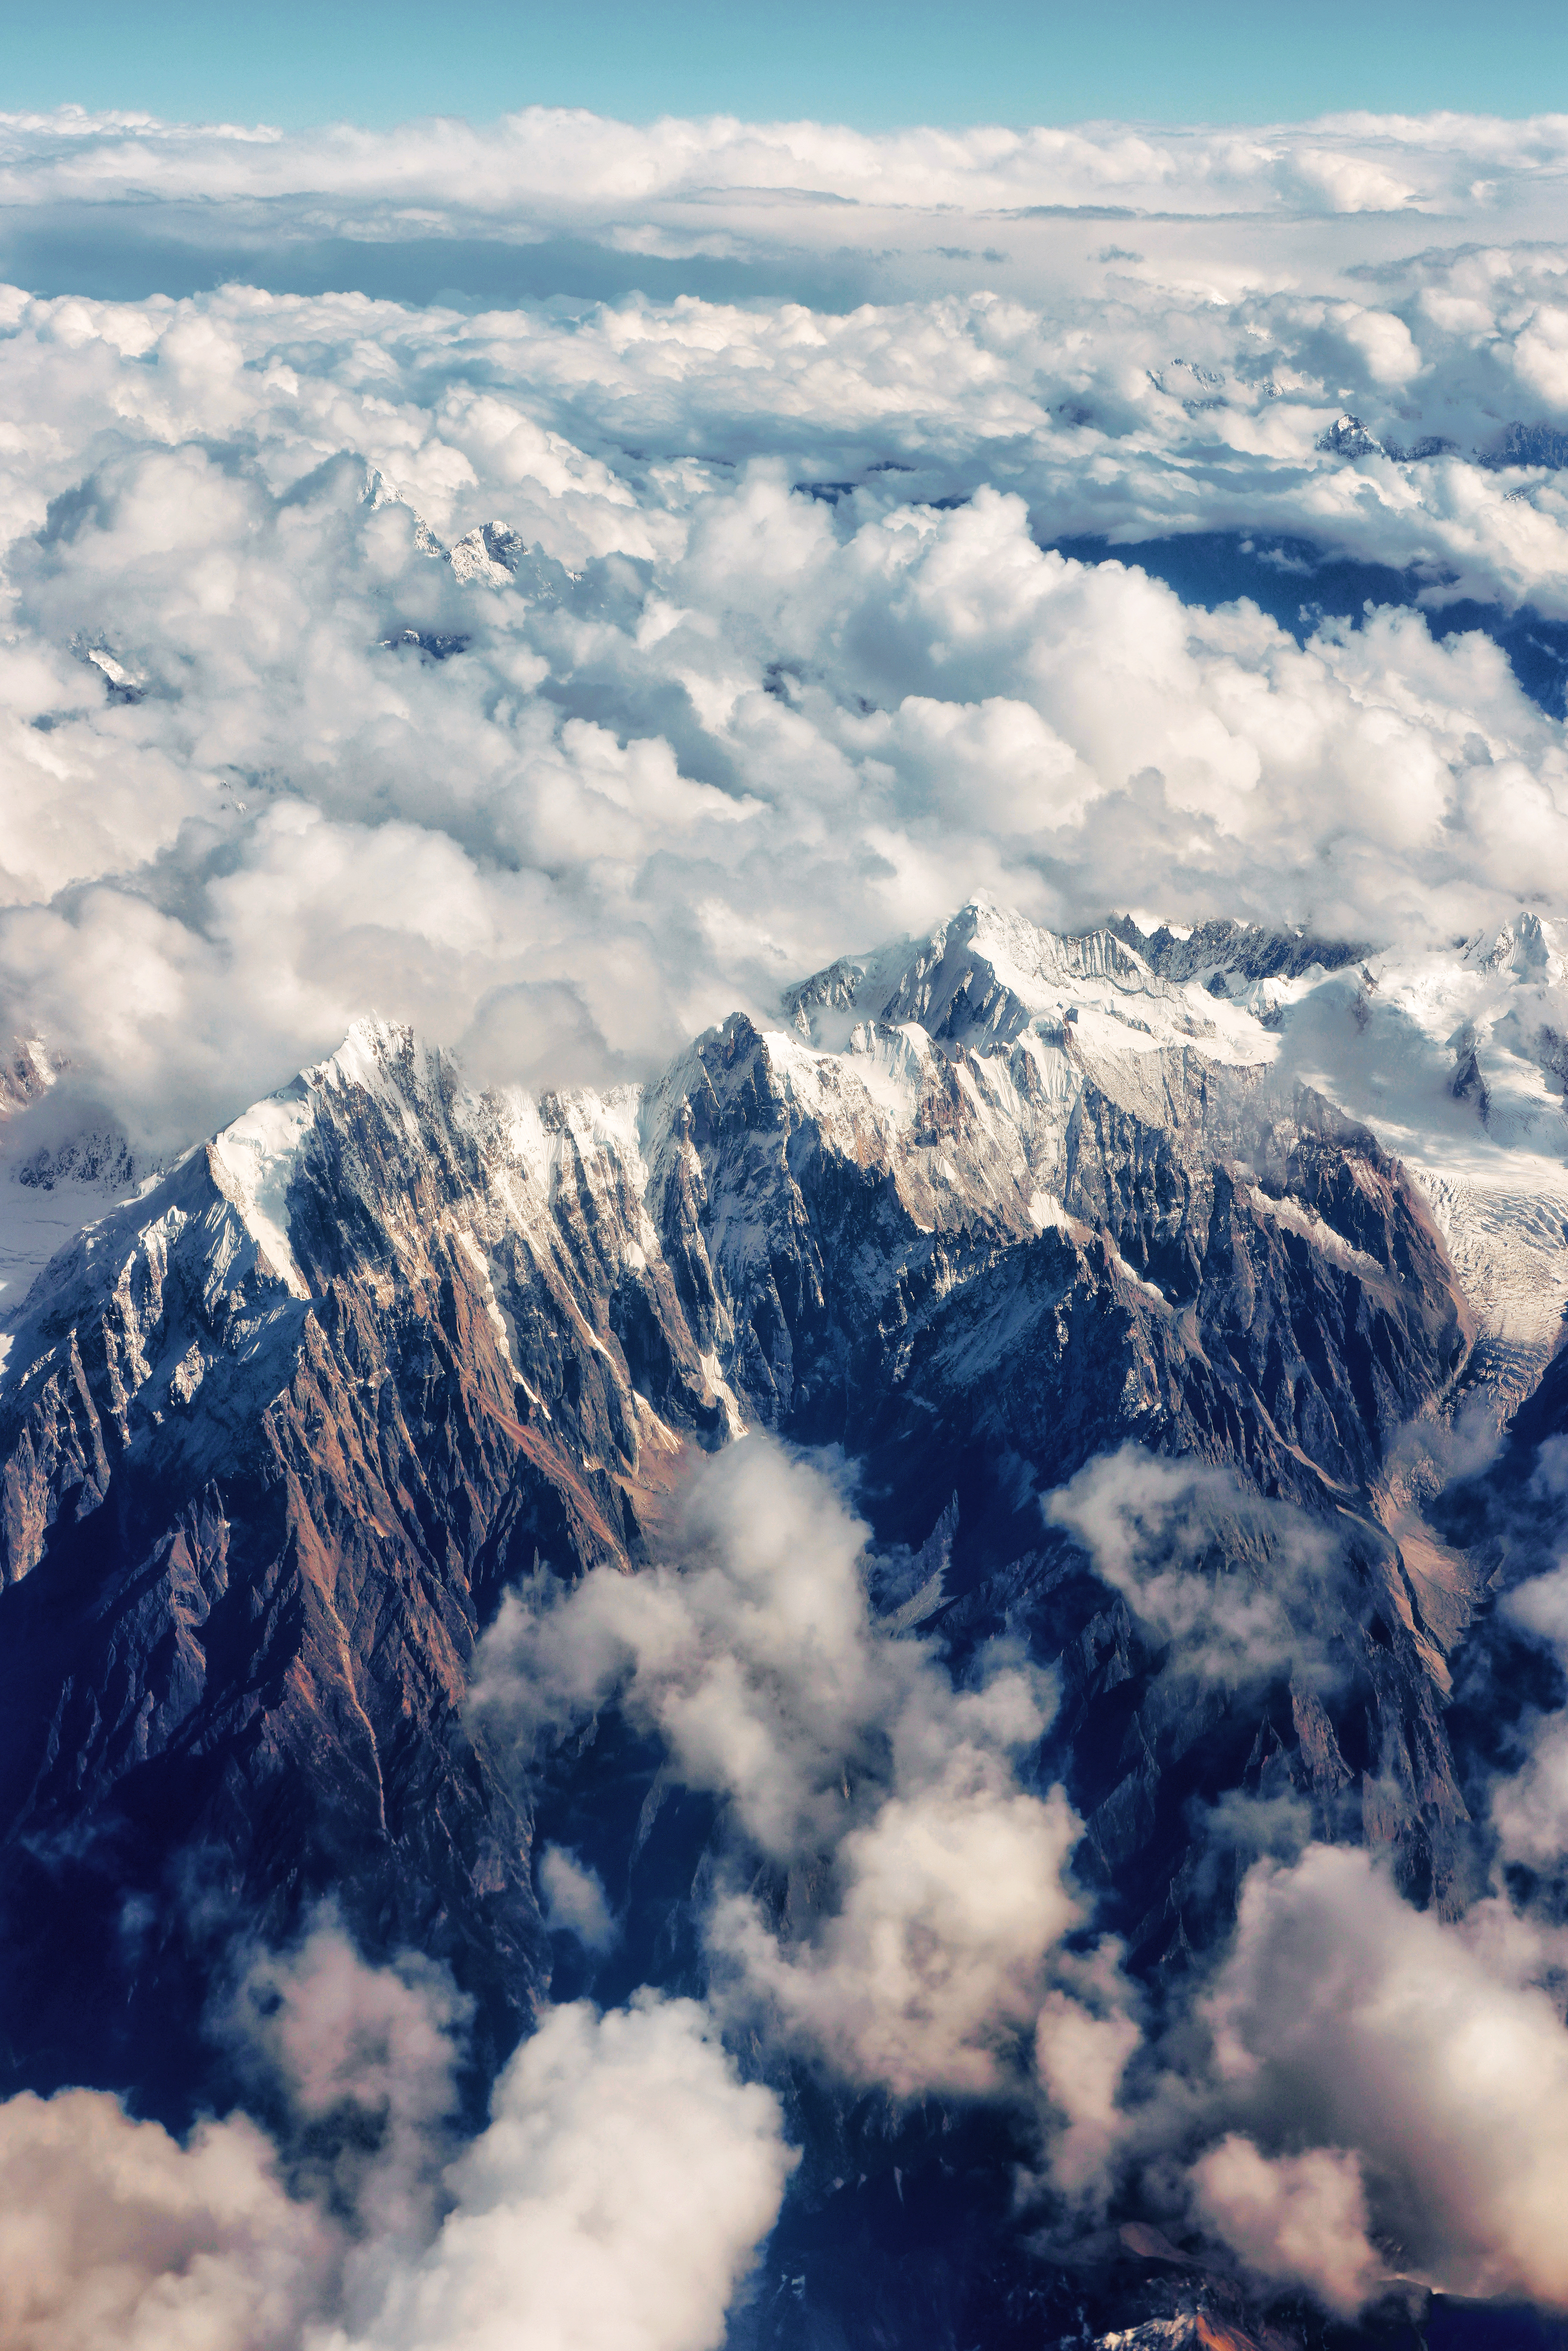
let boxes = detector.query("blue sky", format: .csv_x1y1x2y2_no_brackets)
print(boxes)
2,0,1564,127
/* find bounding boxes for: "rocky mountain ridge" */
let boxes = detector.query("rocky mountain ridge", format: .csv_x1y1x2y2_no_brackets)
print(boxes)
0,907,1501,2036
0,896,1565,2345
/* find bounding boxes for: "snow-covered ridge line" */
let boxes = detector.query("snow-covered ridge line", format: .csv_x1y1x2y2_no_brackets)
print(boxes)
8,899,1568,1401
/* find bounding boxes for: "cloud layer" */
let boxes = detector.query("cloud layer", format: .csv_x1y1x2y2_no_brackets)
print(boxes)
4,105,1568,304
2,182,1568,1161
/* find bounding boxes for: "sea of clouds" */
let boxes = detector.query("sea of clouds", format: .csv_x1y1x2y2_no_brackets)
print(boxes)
4,101,1568,2347
2,105,1568,1159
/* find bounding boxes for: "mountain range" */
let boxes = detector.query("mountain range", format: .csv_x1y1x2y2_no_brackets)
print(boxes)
3,897,1568,2349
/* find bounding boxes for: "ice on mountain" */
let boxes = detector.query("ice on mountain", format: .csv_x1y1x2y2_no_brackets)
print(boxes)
786,901,1263,1071
1316,413,1383,459
0,1054,146,1315
79,643,147,704
1465,910,1564,985
449,522,572,601
210,1081,315,1300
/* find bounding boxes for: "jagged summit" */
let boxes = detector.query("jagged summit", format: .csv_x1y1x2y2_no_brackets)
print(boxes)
448,523,572,600
783,898,1280,1059
1106,912,1370,987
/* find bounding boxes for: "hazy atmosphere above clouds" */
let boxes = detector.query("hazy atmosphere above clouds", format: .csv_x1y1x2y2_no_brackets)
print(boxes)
2,105,1568,1155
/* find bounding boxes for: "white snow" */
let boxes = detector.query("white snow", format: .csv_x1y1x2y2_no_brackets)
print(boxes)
700,1350,748,1436
210,1084,315,1299
1242,1184,1384,1283
1027,1190,1070,1234
0,1174,129,1313
84,646,144,691
457,1229,515,1366
16,899,1568,1469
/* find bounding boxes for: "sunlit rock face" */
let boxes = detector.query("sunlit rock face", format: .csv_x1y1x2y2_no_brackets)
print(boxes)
0,903,1493,2117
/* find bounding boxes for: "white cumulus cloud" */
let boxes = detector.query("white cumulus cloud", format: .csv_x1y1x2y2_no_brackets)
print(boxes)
1192,2133,1381,2316
0,2089,333,2351
328,1993,793,2351
475,1439,1139,2122
1193,1842,1568,2306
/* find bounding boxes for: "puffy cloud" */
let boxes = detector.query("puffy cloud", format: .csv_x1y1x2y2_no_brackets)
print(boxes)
471,1437,910,1859
0,2089,332,2351
475,1438,1134,2112
1194,1843,1568,2306
1192,2134,1381,2316
537,1844,619,1953
1043,1447,1352,1694
1488,1531,1568,1870
1490,1709,1568,1869
1284,148,1421,214
332,1993,793,2351
221,1914,469,2258
1513,304,1568,409
1339,304,1424,386
1032,1944,1144,2199
708,1740,1083,2101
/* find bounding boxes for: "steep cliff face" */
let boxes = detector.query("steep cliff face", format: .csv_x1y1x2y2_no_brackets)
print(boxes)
650,993,1473,1943
0,1027,731,2081
0,904,1484,2097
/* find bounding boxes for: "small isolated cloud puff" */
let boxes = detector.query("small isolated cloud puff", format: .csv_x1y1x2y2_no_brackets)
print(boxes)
332,1993,794,2351
1490,1710,1568,1869
224,1913,469,2255
0,2087,332,2351
710,1766,1084,2101
538,1844,619,1953
472,1434,1057,1865
1033,1941,1144,2200
1192,2133,1381,2318
1044,1445,1347,1692
1198,1842,1568,2306
1489,1550,1568,1871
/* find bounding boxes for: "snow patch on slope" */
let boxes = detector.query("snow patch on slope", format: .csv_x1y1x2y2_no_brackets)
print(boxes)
1414,1169,1568,1417
210,1082,314,1301
457,1229,515,1367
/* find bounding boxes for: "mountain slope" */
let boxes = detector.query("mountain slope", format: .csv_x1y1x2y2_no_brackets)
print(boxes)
0,903,1504,2107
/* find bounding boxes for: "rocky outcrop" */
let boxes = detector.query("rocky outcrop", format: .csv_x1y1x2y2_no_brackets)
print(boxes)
0,908,1480,2096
